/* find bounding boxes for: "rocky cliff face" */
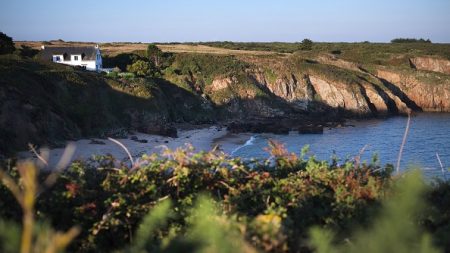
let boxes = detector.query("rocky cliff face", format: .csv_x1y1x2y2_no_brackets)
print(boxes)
410,57,450,75
264,74,313,110
308,76,371,115
200,55,450,117
205,68,450,118
376,68,450,112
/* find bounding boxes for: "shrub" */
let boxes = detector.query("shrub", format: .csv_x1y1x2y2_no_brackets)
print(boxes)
309,171,440,253
0,143,449,252
118,72,135,79
331,49,342,55
391,38,432,43
103,53,145,71
147,44,163,67
300,39,313,51
0,162,80,253
106,71,119,78
18,45,39,58
127,60,151,77
0,32,15,55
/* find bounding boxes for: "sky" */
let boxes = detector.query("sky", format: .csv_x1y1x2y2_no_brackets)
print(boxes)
1,0,449,43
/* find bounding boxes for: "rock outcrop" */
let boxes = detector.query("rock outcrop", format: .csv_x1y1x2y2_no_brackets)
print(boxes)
376,69,450,112
208,77,235,92
212,56,450,116
308,76,371,115
266,75,314,110
316,54,362,72
409,57,450,75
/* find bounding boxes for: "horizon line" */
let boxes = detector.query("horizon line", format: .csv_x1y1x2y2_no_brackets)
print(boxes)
13,39,450,44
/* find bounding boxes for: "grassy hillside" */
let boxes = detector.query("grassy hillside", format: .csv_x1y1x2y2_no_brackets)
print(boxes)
195,41,450,60
0,55,215,155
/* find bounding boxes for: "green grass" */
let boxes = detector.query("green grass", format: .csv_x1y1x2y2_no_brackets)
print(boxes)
186,41,450,65
167,53,251,86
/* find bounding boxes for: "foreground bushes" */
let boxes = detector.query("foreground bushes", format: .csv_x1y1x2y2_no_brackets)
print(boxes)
0,141,449,252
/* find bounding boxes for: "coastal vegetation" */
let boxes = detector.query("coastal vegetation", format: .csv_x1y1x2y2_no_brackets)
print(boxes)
0,142,449,252
391,38,432,43
0,32,15,55
0,31,450,253
2,33,450,155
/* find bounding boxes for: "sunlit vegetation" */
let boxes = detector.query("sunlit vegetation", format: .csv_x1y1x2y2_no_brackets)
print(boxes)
0,142,449,252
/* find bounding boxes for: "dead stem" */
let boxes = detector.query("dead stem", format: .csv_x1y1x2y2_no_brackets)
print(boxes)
396,111,411,175
436,152,446,179
108,137,135,167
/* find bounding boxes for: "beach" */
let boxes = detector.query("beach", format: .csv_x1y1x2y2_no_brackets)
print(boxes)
17,126,254,168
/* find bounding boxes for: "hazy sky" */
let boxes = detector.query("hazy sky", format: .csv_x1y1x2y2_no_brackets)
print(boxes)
1,0,449,42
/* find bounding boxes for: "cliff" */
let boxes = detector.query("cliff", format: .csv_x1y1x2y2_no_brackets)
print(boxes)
409,56,450,75
164,52,450,120
1,42,450,154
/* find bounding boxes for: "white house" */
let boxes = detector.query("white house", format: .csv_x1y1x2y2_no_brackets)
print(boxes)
39,45,103,71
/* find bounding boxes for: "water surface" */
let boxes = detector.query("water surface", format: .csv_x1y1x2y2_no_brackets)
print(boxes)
231,113,450,178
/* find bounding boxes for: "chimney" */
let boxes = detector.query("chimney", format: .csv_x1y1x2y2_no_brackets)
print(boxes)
41,45,45,50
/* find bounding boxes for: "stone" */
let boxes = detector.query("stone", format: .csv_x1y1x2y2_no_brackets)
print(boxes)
298,125,324,134
89,139,106,145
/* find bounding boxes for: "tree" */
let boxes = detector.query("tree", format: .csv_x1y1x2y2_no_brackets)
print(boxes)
147,44,163,67
19,45,39,58
300,39,313,50
127,60,150,77
126,60,159,77
390,38,432,43
0,32,15,55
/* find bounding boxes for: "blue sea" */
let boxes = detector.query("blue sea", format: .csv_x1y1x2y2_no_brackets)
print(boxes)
230,113,450,179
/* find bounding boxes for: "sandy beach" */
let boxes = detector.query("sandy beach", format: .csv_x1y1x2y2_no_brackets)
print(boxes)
17,126,252,168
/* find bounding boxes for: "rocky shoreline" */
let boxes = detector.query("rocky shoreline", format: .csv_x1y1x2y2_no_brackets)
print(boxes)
11,117,358,166
225,117,346,135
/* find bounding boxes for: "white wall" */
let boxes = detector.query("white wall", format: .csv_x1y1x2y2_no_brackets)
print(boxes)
71,54,82,62
51,47,103,72
55,59,97,71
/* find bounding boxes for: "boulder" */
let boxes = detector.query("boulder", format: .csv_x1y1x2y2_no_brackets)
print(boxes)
298,125,324,134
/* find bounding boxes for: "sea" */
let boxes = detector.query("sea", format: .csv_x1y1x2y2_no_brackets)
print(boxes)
228,113,450,179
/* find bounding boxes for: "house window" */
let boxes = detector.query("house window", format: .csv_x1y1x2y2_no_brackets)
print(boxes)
74,56,79,61
54,56,60,62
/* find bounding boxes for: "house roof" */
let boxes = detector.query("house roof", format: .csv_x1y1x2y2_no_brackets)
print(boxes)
39,46,98,61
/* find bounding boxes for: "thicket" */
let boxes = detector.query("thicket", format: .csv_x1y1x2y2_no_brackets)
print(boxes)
0,141,449,253
103,44,173,79
391,38,432,43
300,39,313,51
166,53,250,86
0,32,15,55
